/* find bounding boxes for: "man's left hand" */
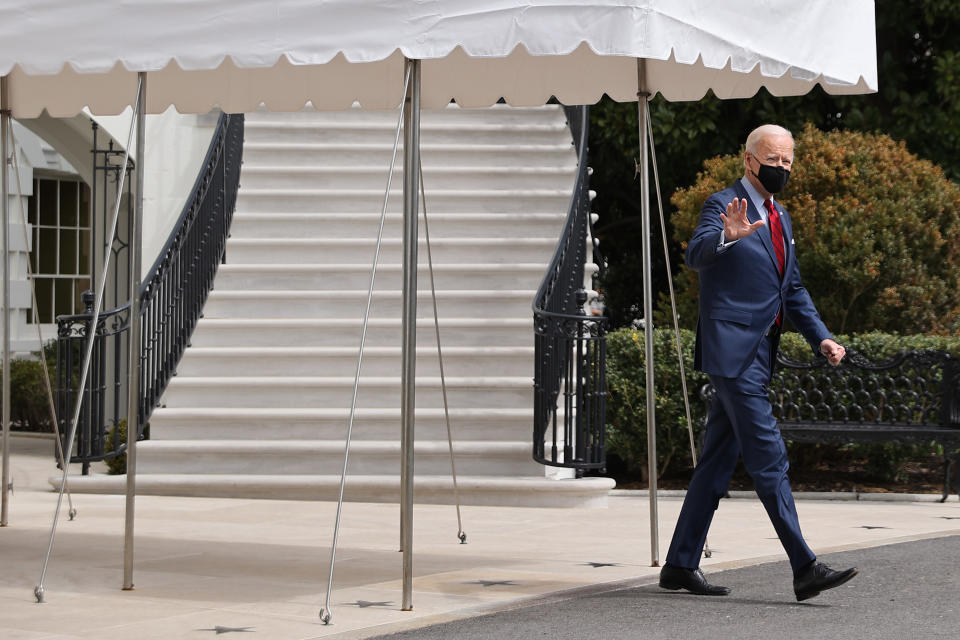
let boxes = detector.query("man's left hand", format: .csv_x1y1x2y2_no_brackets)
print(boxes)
820,339,846,366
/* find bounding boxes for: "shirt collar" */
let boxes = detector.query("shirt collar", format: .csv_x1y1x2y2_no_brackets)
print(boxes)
739,176,774,222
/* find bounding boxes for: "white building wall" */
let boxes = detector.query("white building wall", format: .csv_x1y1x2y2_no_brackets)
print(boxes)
90,108,218,271
1,124,68,355
2,109,217,353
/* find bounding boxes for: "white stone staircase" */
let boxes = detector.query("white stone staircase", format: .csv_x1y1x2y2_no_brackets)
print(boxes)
67,105,614,507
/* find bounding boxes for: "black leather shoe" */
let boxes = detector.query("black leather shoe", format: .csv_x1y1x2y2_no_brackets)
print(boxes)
659,564,731,596
793,561,858,601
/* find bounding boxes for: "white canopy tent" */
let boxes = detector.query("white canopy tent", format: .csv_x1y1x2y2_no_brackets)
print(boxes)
0,0,877,616
2,0,875,115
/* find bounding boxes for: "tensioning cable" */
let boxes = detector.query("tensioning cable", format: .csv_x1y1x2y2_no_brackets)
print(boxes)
35,75,142,603
319,65,411,626
645,113,711,558
8,120,77,521
419,162,466,545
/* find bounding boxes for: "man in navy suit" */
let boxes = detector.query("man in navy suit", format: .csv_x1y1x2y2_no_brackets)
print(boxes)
658,125,858,602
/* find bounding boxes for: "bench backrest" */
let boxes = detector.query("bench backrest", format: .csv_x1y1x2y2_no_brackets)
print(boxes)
768,349,959,428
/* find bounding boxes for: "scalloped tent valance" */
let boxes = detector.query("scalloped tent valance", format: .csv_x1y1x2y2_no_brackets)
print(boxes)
0,0,877,117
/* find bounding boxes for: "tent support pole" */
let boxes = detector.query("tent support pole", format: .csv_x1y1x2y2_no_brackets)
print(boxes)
123,71,146,591
1,75,10,528
34,74,141,605
400,57,421,612
637,59,659,567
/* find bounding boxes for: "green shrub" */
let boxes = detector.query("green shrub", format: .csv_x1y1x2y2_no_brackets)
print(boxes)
778,330,960,360
663,124,960,335
606,327,707,481
0,343,58,432
606,328,960,484
103,419,150,475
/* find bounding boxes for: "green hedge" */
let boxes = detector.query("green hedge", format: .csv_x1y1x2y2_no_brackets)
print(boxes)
606,328,960,483
606,327,706,482
0,343,58,433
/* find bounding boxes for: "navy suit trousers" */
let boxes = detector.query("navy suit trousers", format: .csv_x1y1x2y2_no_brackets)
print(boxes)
665,334,816,575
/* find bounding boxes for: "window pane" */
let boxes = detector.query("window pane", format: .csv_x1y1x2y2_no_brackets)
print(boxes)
28,181,37,225
55,279,73,320
79,230,91,274
38,228,57,274
33,278,53,324
78,183,91,228
60,229,78,275
38,179,57,226
60,181,79,227
31,226,40,272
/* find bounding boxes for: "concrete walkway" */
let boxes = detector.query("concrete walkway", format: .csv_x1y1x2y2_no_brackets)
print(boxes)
2,433,958,639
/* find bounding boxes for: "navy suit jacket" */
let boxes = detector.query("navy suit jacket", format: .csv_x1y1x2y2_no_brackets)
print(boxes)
686,180,831,378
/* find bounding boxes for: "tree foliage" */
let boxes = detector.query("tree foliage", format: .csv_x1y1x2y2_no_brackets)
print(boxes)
665,125,960,335
590,0,960,329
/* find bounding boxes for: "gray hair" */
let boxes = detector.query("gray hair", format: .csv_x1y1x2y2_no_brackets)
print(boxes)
745,124,793,154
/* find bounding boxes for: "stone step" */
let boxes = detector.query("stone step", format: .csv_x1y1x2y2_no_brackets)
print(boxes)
202,289,536,319
187,318,533,348
134,440,542,476
57,473,616,507
222,237,557,264
239,165,575,191
242,119,568,145
148,407,534,441
161,376,533,409
245,104,564,125
175,346,534,377
121,104,599,507
233,188,571,214
214,263,548,291
229,212,567,239
242,142,575,168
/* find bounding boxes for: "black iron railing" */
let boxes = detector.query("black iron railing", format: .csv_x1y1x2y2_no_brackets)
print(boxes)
701,349,960,499
532,105,607,471
770,349,960,432
56,112,244,470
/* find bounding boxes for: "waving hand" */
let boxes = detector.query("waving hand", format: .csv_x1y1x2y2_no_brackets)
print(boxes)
719,197,765,241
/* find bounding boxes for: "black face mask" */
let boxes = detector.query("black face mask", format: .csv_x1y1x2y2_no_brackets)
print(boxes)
751,156,790,194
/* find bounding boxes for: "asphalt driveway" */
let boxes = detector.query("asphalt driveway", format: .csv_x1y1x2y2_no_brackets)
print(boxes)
370,535,960,640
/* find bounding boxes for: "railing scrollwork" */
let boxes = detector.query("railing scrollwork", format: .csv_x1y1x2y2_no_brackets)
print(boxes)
55,112,244,470
532,105,607,471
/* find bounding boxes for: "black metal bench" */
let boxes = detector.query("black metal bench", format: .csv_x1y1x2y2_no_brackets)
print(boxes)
702,349,960,501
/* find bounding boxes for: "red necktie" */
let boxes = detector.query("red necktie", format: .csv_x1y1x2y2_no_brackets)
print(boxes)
765,199,785,328
764,199,785,277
